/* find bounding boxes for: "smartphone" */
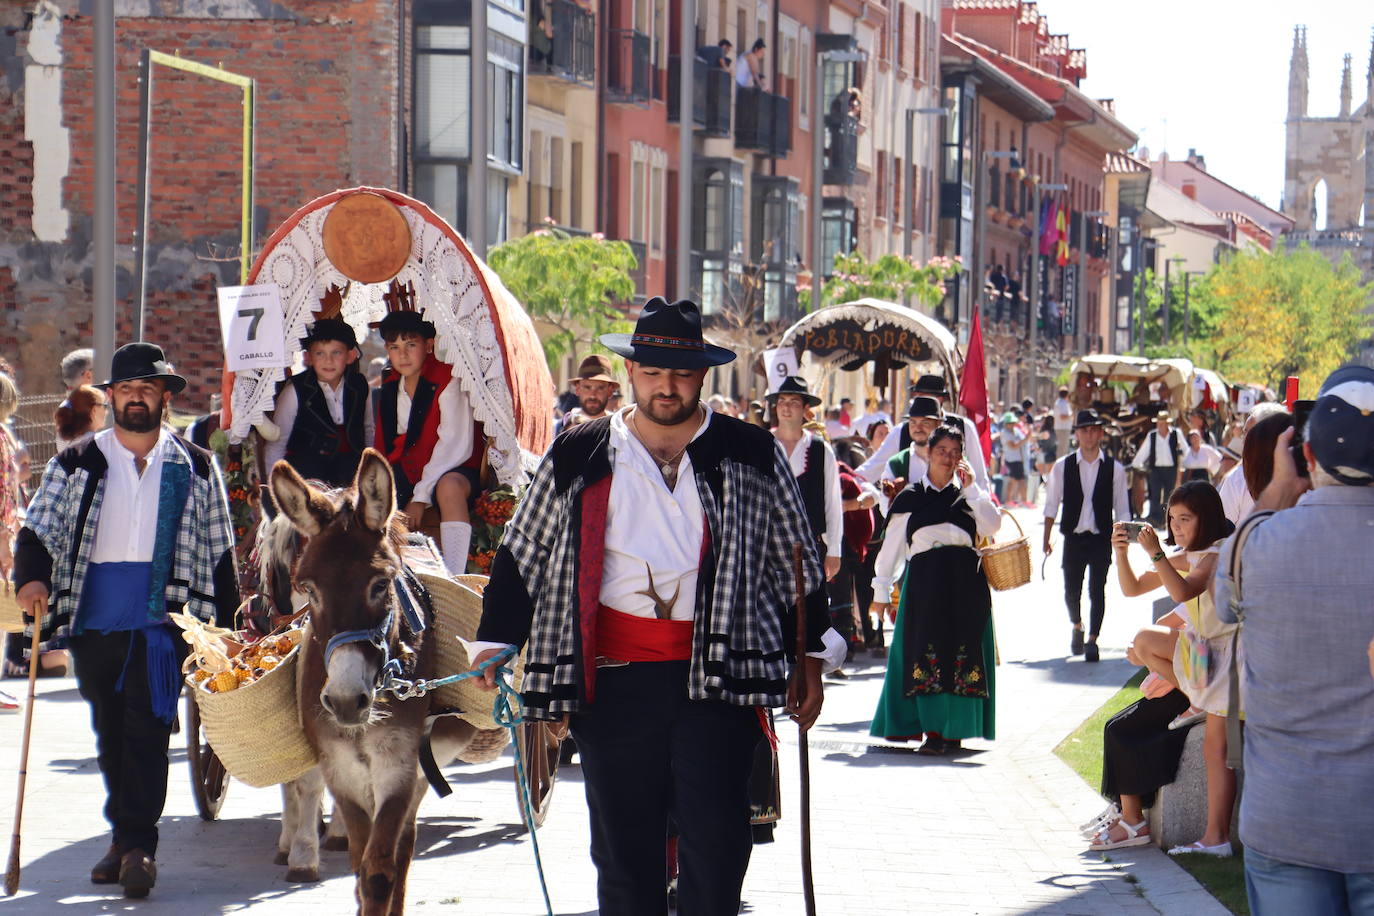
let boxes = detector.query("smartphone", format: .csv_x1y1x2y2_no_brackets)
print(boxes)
1291,399,1314,479
1120,521,1151,538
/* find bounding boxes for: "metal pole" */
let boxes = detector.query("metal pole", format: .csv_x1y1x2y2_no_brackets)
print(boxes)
133,49,153,343
1183,273,1191,347
93,0,116,374
972,151,987,330
676,0,695,299
1027,182,1040,398
903,110,913,262
1076,208,1086,357
468,0,489,254
1162,257,1171,345
810,54,823,311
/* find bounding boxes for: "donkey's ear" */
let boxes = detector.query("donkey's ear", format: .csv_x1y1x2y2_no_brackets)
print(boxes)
354,449,396,534
269,460,332,537
259,483,278,520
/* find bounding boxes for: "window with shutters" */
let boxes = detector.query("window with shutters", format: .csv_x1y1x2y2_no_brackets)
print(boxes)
913,11,923,84
893,156,903,224
895,5,906,76
875,151,887,222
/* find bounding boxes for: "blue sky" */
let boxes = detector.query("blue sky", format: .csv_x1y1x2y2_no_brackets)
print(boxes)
1035,0,1366,210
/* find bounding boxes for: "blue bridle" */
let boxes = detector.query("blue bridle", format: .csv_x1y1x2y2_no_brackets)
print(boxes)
319,570,428,690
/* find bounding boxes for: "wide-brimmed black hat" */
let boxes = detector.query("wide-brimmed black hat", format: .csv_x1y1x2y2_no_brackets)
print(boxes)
301,317,359,352
102,342,186,394
1073,409,1107,429
375,311,436,340
766,375,821,407
600,297,735,369
906,396,941,418
909,374,948,397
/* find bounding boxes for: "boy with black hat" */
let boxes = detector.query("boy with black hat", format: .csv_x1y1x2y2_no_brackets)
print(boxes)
373,295,481,575
261,288,373,486
1042,409,1130,662
909,373,990,489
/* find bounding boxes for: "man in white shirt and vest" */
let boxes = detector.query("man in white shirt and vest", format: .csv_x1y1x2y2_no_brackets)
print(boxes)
1131,414,1182,527
908,374,990,490
14,343,238,898
468,297,837,915
1042,410,1130,662
767,375,843,582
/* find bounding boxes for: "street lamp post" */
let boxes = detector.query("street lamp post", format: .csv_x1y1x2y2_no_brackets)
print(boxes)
1076,208,1109,356
811,48,864,312
972,148,1019,330
1027,180,1067,399
1163,255,1186,345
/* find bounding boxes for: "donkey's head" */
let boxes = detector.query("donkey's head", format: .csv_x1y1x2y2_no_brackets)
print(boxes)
270,449,405,728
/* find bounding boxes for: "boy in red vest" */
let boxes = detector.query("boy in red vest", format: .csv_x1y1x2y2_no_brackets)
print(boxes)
374,310,480,574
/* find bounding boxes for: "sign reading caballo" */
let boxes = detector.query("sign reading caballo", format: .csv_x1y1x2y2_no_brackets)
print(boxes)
798,319,937,363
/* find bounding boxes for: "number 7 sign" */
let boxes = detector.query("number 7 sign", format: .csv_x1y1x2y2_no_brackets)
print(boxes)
218,284,288,371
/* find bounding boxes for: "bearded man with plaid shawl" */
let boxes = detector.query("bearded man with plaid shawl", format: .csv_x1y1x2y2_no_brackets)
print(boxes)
470,298,834,915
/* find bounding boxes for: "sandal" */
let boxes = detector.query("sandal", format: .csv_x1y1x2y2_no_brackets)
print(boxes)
1079,803,1121,838
1168,707,1206,731
1088,819,1151,851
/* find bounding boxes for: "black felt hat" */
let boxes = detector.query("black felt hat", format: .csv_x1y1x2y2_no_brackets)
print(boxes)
102,342,186,394
375,311,436,340
909,374,949,398
1073,409,1107,429
766,375,821,407
600,297,735,369
906,396,941,418
301,317,359,351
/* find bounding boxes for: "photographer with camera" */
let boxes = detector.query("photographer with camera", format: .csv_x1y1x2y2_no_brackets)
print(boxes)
1214,365,1374,913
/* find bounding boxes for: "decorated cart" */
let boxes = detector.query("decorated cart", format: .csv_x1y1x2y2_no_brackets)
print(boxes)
185,187,561,824
776,297,961,397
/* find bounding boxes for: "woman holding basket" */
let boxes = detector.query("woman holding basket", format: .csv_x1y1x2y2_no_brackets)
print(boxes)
869,426,1002,755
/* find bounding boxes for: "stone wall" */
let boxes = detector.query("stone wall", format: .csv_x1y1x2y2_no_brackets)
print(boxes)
0,0,401,407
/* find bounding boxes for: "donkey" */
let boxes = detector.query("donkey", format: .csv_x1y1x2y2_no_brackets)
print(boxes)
271,449,479,915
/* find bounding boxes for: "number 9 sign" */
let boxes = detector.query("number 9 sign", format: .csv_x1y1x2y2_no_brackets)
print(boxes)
218,284,289,371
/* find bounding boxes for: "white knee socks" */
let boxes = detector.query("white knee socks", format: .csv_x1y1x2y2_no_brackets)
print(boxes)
440,521,472,576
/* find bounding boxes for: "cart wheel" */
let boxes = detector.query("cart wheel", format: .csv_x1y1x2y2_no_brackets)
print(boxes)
514,720,561,828
186,695,229,821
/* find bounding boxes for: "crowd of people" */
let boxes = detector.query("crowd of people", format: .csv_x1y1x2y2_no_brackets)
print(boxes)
5,302,1373,912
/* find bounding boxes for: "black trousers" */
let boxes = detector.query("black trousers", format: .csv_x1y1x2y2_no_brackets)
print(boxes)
571,661,761,916
69,630,185,857
1061,532,1112,638
1145,466,1175,524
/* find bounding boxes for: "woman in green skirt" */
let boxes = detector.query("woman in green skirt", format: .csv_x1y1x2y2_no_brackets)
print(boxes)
870,426,1000,755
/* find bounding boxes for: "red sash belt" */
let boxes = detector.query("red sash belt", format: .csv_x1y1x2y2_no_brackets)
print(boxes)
597,605,693,662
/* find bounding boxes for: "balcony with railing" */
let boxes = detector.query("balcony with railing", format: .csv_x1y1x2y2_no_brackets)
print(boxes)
606,29,651,105
530,0,595,86
822,114,858,185
667,55,732,137
735,87,791,158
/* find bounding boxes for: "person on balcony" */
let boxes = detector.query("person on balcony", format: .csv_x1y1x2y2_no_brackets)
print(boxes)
697,38,732,71
736,38,766,89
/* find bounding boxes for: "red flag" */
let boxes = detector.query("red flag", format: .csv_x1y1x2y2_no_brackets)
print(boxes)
959,306,993,465
1055,205,1071,266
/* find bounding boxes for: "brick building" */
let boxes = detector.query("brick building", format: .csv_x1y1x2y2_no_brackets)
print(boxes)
3,0,411,404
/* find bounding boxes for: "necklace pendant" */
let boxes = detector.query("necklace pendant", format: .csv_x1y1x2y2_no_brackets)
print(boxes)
661,462,673,475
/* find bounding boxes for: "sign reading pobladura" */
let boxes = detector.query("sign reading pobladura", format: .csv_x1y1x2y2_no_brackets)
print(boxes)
798,320,935,363
218,284,289,371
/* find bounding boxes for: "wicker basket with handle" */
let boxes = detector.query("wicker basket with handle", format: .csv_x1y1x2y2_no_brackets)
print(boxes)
0,583,25,633
978,509,1031,591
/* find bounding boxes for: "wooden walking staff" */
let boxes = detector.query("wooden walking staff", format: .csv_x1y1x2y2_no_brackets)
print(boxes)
790,544,817,916
4,602,43,896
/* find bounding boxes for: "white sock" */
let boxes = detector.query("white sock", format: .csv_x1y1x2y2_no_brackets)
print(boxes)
440,521,472,576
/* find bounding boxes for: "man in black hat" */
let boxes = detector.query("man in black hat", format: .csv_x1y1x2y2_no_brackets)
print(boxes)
909,374,989,489
261,309,373,486
14,342,239,897
767,376,843,582
880,396,941,495
468,297,836,915
1041,409,1130,662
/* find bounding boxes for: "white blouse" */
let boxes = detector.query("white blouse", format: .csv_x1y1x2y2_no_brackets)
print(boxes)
870,475,1001,595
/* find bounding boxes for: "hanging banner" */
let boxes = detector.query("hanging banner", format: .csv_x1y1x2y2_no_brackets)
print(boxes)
218,283,288,371
761,347,800,392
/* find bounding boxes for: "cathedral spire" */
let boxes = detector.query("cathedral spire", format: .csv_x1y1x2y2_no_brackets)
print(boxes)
1289,25,1309,120
1341,53,1352,118
1366,27,1374,112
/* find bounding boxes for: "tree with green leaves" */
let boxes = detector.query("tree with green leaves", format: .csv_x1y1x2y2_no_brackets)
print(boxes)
486,224,638,369
799,251,961,311
1133,244,1372,387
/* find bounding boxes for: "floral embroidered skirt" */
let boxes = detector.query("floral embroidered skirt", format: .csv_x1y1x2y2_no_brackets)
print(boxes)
869,595,996,742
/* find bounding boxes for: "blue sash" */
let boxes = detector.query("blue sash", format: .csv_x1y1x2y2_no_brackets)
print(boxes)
76,562,180,724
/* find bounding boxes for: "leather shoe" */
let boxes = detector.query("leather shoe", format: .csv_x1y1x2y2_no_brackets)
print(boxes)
1070,629,1085,655
90,843,123,884
1084,642,1100,663
119,849,157,899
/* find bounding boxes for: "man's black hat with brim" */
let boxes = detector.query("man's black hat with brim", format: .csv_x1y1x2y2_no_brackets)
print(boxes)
600,296,735,369
906,396,941,418
1073,408,1107,429
375,311,437,340
301,318,359,351
102,342,187,394
766,375,821,407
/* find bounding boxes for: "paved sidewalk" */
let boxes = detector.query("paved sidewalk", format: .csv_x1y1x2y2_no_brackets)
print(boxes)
0,507,1229,914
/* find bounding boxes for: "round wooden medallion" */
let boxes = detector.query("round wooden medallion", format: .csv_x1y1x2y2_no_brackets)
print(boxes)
321,192,412,284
